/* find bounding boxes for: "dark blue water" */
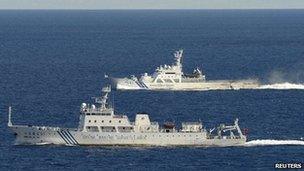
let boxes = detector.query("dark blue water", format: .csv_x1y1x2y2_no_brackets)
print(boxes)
0,10,304,170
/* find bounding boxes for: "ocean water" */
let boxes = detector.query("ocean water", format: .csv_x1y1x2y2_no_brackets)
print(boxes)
0,10,304,170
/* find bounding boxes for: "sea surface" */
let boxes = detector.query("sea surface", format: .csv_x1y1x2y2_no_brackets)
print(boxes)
0,10,304,170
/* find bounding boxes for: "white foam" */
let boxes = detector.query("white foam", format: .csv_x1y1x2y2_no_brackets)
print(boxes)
35,142,53,145
244,139,304,146
258,82,304,90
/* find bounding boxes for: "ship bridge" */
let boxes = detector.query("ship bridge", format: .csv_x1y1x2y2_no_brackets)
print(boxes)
78,86,133,133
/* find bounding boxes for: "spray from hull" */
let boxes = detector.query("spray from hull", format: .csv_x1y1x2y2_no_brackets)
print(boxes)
244,139,304,146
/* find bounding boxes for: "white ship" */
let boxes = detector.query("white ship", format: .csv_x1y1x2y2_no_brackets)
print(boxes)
8,86,247,147
109,50,260,91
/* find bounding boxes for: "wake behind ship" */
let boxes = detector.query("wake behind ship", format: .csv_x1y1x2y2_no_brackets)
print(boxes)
8,86,246,147
109,50,260,91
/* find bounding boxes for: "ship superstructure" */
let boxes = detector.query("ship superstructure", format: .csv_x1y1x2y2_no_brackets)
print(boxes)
110,50,259,91
8,86,246,146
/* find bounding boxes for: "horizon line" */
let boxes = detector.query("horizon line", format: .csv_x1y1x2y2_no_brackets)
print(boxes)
1,8,304,10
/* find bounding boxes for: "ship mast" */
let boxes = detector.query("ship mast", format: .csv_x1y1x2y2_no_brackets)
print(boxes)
174,49,183,68
94,85,111,110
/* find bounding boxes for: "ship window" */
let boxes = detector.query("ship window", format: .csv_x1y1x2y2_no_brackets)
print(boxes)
109,120,112,123
86,126,99,132
102,120,104,123
94,120,97,123
87,113,91,115
122,127,125,129
89,120,91,123
119,120,121,123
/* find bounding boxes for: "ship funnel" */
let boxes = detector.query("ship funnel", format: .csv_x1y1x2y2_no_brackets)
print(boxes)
8,106,12,127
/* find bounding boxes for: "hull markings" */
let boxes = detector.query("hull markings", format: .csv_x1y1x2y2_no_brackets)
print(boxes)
57,131,71,145
65,131,79,145
57,130,79,145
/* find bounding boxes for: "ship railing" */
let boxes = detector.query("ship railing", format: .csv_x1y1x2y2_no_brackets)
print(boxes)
207,135,243,139
26,125,62,131
113,115,127,118
181,78,206,82
63,128,78,131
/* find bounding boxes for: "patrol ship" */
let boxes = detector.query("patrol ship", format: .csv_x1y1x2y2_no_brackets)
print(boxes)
8,86,247,147
109,50,260,91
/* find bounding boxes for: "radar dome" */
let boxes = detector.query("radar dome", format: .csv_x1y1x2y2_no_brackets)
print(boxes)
81,103,87,108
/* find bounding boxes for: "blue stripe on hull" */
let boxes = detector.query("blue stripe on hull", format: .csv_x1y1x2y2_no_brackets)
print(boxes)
57,131,70,145
65,131,79,145
140,81,148,88
61,131,75,145
134,80,143,88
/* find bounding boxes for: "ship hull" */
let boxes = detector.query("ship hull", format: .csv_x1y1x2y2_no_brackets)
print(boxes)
10,125,246,147
111,77,260,91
